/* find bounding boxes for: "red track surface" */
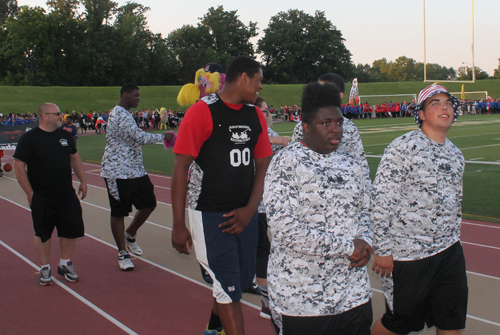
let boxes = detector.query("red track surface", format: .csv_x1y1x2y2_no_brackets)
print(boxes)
1,152,500,334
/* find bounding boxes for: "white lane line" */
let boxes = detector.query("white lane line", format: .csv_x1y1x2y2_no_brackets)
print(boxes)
462,241,500,251
0,239,139,335
82,171,172,190
79,200,172,231
462,222,500,230
81,162,172,180
0,195,260,311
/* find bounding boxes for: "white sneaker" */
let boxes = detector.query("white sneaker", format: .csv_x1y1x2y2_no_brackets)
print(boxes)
118,251,134,271
125,232,143,256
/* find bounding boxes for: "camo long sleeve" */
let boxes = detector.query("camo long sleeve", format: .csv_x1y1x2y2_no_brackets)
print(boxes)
264,142,372,320
371,129,464,261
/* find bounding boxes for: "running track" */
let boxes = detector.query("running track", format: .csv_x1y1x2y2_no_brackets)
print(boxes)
1,152,499,334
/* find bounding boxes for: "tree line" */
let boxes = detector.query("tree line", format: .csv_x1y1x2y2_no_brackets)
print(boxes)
0,1,498,86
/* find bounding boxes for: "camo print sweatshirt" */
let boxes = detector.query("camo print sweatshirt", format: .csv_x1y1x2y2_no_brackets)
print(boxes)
292,119,372,194
372,129,464,261
101,105,164,180
264,141,372,320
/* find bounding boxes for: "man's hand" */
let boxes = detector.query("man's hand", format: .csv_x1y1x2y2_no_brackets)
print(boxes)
171,225,193,254
27,191,34,206
219,206,256,234
270,136,289,147
164,132,175,141
372,254,394,278
78,183,87,200
348,239,373,267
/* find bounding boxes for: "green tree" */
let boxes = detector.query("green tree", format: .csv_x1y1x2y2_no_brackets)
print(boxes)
81,0,117,31
257,9,354,84
200,5,257,67
0,0,18,23
493,59,500,79
457,65,488,80
167,24,215,83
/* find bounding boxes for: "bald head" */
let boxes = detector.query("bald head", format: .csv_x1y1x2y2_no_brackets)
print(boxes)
38,103,61,131
38,103,60,116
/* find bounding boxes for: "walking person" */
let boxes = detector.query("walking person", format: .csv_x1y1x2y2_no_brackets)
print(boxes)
13,103,87,285
101,83,174,271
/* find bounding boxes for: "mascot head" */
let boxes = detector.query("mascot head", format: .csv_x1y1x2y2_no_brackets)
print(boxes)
177,62,226,107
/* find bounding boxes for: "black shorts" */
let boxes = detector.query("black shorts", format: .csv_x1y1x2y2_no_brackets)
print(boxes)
281,301,372,335
31,192,84,243
105,175,157,218
382,242,468,334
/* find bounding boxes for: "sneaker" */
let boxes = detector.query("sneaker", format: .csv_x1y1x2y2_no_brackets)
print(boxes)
243,281,261,295
118,251,134,271
203,324,225,335
125,232,143,256
260,300,272,319
57,261,79,282
39,266,53,286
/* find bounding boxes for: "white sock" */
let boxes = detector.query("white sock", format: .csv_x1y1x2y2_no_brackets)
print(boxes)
41,264,51,270
59,259,70,267
119,250,129,256
125,231,135,240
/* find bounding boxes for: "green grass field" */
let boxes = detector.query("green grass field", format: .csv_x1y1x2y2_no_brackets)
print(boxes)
76,113,500,224
2,79,500,115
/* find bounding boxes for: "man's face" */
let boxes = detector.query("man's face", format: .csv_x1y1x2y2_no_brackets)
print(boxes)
241,68,263,104
420,93,454,130
303,106,343,155
258,101,269,117
65,117,72,125
126,89,141,108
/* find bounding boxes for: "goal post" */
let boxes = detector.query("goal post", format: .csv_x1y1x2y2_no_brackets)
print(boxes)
448,91,488,100
359,94,417,105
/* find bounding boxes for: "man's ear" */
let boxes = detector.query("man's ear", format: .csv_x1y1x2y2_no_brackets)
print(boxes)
419,109,426,122
302,122,310,134
340,92,344,98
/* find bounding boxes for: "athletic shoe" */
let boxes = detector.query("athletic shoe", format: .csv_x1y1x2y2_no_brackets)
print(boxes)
39,266,53,286
260,300,272,319
125,232,143,256
243,281,261,295
202,324,225,335
57,261,79,282
118,251,134,271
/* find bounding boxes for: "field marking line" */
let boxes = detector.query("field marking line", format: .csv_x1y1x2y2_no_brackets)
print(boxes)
0,195,261,311
460,143,500,150
365,155,500,165
0,239,139,335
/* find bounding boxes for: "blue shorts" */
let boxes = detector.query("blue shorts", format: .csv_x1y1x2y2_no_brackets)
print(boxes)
189,209,258,303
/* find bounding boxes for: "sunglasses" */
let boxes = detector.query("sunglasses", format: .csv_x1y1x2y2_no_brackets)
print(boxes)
46,112,62,116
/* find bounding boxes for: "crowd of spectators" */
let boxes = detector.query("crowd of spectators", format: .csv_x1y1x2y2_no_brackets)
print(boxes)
0,113,39,126
269,98,500,122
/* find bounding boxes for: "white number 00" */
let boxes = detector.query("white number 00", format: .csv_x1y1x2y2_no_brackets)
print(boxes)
230,148,251,167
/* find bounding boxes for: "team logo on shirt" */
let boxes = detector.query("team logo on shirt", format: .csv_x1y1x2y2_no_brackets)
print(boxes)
59,139,69,146
229,125,251,144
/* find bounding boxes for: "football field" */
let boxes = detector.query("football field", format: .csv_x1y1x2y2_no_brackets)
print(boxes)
273,114,500,223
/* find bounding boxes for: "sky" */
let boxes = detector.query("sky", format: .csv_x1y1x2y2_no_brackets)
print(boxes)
18,0,500,76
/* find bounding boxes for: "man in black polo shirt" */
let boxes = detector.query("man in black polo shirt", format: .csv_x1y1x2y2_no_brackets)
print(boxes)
14,103,87,286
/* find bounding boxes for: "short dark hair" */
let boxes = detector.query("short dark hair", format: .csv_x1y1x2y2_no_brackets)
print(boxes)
225,56,261,83
301,82,342,124
255,97,265,108
317,73,345,94
120,83,139,97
